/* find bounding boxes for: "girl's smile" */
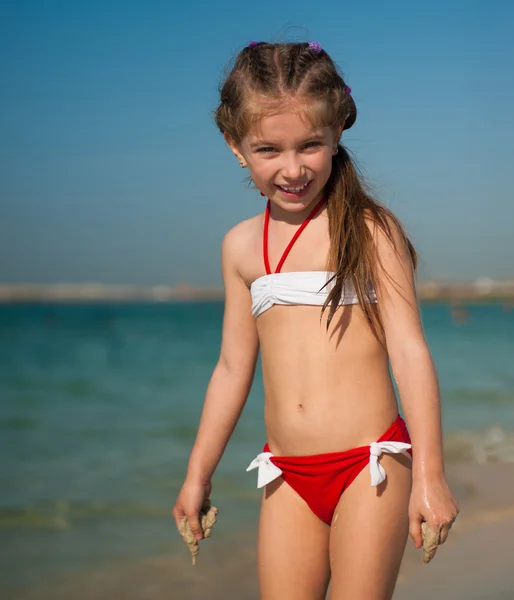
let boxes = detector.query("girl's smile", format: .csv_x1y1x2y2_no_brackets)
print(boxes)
274,179,312,199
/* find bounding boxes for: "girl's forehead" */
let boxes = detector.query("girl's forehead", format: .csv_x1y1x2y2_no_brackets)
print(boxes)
245,101,328,142
243,95,333,140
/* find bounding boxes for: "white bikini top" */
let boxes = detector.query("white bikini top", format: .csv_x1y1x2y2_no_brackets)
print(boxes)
250,271,377,317
251,198,378,318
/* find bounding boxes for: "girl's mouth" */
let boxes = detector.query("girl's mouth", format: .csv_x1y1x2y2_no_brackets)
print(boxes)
275,181,312,198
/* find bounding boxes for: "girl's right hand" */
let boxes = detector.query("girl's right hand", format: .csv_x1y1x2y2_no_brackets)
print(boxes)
172,478,212,540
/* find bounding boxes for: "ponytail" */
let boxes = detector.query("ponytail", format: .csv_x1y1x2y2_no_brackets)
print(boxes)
322,145,417,341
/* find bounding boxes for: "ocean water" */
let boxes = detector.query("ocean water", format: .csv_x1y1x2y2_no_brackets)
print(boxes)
1,301,513,594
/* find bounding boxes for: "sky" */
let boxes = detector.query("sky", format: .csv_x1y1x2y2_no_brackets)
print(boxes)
1,0,513,285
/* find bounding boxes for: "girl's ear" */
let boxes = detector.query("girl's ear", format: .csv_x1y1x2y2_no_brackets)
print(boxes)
333,123,344,154
224,133,247,168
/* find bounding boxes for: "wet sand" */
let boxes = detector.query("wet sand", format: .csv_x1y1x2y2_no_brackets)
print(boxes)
8,463,514,600
395,462,514,600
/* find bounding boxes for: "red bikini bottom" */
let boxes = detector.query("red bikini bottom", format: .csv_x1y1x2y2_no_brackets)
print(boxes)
252,415,412,524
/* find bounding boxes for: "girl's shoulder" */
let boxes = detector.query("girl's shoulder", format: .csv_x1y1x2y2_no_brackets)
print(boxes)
221,212,265,284
363,209,414,260
222,212,263,255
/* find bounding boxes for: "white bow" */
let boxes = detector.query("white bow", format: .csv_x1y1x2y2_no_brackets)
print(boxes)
246,452,283,488
369,441,412,486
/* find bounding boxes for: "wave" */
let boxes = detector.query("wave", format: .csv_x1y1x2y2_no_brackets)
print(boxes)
0,501,172,531
446,388,514,405
444,426,514,463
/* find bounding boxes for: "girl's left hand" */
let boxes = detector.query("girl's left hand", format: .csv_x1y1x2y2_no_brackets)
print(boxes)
408,475,460,550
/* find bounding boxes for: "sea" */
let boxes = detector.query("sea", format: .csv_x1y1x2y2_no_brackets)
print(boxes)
1,301,513,595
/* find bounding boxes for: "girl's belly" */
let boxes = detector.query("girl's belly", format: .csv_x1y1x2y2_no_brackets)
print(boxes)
257,305,399,455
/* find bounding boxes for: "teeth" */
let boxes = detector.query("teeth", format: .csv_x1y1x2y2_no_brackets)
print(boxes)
281,183,308,192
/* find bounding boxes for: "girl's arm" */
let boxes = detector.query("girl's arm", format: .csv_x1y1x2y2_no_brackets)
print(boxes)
369,218,459,550
172,226,259,539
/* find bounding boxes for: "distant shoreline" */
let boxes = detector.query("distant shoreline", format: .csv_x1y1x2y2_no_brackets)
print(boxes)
0,280,514,304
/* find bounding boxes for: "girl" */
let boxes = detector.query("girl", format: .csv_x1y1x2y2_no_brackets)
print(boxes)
173,41,458,599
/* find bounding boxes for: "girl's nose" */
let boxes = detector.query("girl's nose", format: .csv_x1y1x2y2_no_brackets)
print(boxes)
281,154,304,180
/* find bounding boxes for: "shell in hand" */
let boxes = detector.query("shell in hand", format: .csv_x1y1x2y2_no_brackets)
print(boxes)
178,499,218,565
421,521,441,564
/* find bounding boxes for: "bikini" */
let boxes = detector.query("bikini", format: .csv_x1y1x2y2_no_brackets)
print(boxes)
246,196,412,525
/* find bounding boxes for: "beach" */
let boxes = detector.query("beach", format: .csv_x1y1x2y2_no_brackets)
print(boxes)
1,301,513,599
5,462,514,599
396,462,514,600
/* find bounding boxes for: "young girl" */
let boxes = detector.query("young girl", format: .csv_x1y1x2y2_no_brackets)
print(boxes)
173,41,459,599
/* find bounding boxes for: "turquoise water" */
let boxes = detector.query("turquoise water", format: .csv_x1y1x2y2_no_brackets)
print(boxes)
1,301,513,593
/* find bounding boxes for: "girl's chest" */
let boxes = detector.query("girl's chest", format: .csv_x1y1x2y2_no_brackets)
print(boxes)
241,222,331,287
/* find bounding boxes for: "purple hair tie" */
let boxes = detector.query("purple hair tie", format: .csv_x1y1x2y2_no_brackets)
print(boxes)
308,41,323,53
248,41,259,47
345,85,352,95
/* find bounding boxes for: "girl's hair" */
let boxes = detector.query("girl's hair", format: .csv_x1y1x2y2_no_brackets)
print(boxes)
214,42,417,340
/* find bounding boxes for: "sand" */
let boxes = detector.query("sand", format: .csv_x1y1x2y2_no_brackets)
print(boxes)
394,462,514,599
7,462,514,600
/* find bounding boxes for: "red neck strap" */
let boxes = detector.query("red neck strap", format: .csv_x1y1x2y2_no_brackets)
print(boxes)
263,196,326,275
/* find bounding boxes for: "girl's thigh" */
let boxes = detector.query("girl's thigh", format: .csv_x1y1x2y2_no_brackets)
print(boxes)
328,454,412,600
258,477,331,600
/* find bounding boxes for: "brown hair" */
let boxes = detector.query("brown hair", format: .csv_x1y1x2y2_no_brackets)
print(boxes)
214,42,417,340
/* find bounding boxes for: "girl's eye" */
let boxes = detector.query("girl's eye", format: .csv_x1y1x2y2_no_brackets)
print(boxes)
303,141,321,149
255,141,321,154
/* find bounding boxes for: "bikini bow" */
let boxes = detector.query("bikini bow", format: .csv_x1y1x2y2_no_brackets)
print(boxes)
369,441,412,487
246,452,283,488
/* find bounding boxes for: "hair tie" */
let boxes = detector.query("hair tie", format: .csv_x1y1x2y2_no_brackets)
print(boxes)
308,41,323,53
248,41,260,47
345,85,352,95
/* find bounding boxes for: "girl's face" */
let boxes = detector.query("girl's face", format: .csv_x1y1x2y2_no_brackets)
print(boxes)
228,102,341,214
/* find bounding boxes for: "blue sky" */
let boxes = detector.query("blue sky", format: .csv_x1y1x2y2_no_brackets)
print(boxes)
1,0,513,285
